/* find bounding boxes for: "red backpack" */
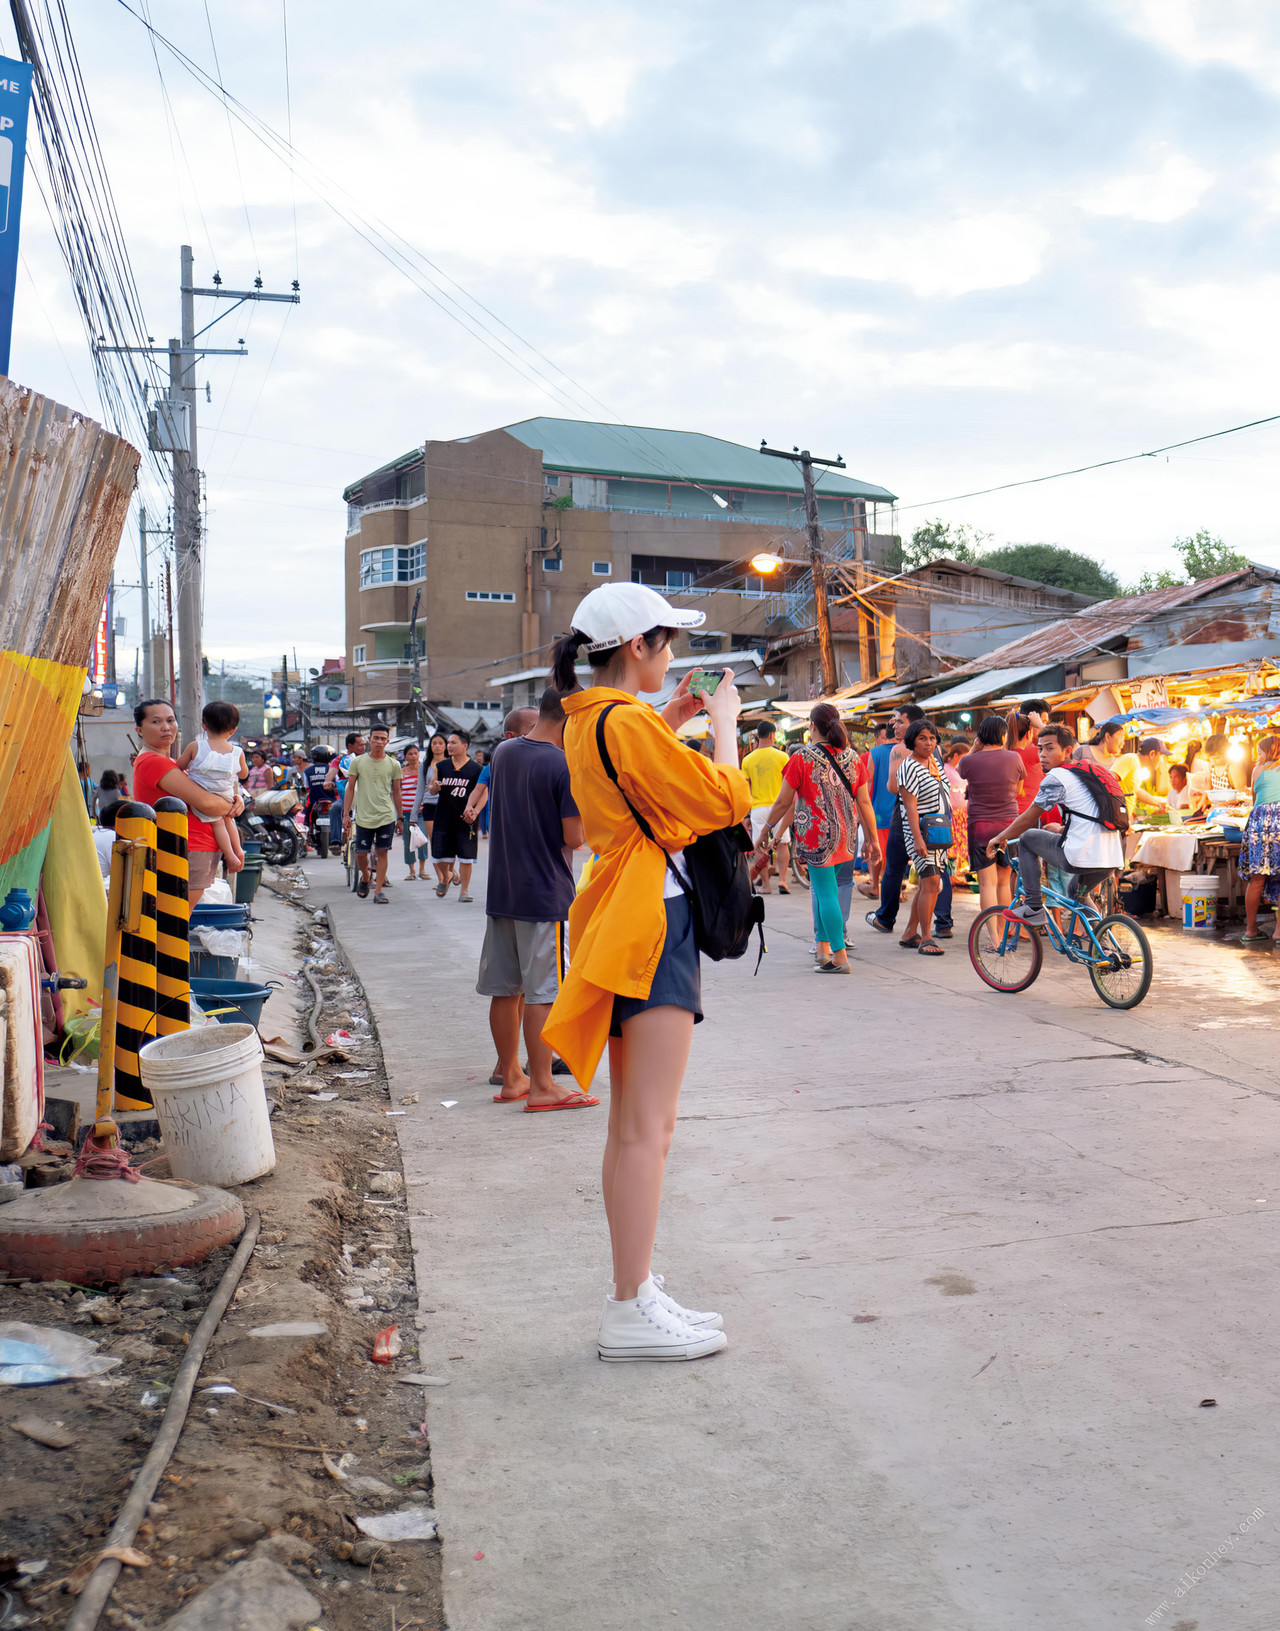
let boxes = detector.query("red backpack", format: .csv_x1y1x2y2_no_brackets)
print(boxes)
1060,762,1130,833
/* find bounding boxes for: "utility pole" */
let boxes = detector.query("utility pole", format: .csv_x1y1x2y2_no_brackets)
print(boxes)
281,651,289,741
760,441,846,695
139,508,151,698
97,247,300,744
164,558,177,708
407,586,425,752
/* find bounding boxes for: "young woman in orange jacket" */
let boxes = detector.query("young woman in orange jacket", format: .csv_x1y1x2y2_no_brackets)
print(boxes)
544,584,751,1362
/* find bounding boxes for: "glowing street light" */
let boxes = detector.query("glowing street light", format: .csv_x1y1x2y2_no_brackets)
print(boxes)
751,551,784,575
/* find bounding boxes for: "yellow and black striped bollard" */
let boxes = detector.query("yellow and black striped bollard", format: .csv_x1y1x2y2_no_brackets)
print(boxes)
113,800,158,1111
153,797,191,1036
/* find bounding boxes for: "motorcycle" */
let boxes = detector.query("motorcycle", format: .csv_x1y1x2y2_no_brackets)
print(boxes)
306,790,335,859
237,787,304,867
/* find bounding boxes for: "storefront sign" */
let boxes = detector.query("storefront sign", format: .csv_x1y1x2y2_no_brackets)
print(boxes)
0,58,33,376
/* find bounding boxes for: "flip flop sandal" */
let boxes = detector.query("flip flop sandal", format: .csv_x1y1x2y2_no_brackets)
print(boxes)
435,884,447,897
777,883,791,895
459,893,474,903
493,1088,530,1102
524,1093,601,1112
918,940,945,956
374,892,389,904
898,934,922,949
1240,932,1272,945
866,912,892,934
933,928,954,939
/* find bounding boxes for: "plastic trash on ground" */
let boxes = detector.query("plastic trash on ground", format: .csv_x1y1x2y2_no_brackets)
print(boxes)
355,1507,438,1541
0,1323,123,1386
371,1325,401,1364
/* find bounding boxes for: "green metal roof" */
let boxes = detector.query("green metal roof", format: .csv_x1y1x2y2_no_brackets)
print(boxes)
491,417,897,503
343,445,423,502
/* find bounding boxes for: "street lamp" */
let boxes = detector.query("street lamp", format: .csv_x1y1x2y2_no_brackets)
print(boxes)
751,551,784,575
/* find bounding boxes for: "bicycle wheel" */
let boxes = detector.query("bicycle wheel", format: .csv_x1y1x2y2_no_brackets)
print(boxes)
968,905,1043,993
1087,914,1153,1009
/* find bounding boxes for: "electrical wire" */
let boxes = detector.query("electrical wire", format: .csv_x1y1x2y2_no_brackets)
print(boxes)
201,0,256,267
898,412,1280,511
112,0,876,517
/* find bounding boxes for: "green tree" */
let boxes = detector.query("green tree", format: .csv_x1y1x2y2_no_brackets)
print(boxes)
1172,528,1248,581
1125,531,1249,594
978,542,1120,598
883,518,990,573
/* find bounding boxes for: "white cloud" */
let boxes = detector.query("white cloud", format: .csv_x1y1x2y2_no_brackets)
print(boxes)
1080,146,1214,223
779,214,1049,299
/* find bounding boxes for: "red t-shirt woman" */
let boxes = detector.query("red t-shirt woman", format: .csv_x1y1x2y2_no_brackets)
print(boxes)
130,700,242,904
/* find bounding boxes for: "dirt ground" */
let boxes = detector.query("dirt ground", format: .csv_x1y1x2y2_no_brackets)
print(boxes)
0,881,444,1630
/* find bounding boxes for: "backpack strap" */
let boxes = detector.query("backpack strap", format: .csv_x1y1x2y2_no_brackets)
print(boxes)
595,703,690,899
1058,764,1105,826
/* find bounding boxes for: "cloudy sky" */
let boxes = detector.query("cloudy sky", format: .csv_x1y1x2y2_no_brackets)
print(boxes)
8,0,1280,685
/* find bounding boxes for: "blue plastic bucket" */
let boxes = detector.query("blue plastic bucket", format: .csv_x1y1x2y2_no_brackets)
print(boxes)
189,948,238,981
190,903,250,929
190,978,275,1028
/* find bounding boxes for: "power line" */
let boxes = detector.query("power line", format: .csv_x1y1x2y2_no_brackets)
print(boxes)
899,412,1280,512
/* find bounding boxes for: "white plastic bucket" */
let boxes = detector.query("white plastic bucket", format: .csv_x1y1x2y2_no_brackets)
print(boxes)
1181,874,1219,930
138,1022,275,1185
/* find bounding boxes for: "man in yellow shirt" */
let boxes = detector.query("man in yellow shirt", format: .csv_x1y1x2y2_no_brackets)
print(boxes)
742,721,792,893
1114,736,1170,818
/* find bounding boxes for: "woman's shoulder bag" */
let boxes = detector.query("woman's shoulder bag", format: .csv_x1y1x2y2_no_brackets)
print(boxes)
596,703,765,969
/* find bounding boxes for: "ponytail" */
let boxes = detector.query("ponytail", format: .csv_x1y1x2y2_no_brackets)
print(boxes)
810,702,848,751
552,630,589,695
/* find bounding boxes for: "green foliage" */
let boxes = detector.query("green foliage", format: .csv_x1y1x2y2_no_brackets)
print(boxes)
1124,531,1249,595
1172,529,1248,581
883,519,990,573
551,493,574,514
978,543,1120,598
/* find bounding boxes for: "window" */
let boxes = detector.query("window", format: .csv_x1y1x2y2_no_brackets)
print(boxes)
465,590,516,603
360,547,395,587
592,560,612,576
352,644,366,665
396,464,425,502
666,569,694,591
542,555,562,572
360,543,425,586
689,634,723,653
461,699,503,712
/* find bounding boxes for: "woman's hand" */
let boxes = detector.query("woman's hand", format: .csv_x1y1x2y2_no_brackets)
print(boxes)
660,670,703,732
705,669,741,732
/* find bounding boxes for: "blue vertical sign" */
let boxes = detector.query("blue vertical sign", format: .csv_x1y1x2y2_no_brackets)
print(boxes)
0,57,32,377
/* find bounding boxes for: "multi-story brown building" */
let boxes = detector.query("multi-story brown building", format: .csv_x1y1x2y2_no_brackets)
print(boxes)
342,417,897,729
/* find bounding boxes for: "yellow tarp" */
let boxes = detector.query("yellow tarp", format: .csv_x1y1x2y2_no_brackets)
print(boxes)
41,746,105,1023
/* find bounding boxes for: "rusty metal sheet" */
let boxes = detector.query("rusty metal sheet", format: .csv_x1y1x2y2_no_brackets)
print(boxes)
922,569,1277,684
0,378,140,885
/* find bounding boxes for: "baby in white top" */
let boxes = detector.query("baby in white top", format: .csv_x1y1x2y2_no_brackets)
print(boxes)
177,701,248,871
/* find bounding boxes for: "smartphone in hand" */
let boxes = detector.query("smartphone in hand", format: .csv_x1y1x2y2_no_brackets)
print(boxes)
687,668,723,700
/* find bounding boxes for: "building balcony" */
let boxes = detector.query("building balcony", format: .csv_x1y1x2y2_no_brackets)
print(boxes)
346,494,428,536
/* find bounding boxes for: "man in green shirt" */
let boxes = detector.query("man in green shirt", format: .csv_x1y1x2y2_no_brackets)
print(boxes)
341,725,402,902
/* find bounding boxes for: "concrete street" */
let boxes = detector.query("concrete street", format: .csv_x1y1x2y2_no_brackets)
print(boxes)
310,853,1280,1631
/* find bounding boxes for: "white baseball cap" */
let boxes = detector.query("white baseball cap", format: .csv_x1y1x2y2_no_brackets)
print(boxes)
570,583,705,653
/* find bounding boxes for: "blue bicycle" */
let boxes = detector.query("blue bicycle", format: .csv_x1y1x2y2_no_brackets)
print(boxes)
968,858,1153,1009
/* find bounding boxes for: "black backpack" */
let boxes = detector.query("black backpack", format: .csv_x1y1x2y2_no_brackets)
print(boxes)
596,704,765,969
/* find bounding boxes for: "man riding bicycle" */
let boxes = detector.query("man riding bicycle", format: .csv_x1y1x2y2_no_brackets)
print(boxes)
986,724,1125,925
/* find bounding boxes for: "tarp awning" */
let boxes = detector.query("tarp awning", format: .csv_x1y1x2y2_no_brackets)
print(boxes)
921,666,1051,712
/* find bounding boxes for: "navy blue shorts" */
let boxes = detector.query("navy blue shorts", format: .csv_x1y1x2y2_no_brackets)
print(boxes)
610,894,703,1037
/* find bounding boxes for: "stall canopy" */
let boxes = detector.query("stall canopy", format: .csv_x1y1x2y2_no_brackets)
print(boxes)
922,666,1054,712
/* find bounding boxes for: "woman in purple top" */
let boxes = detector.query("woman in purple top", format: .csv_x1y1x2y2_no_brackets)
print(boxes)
957,716,1024,924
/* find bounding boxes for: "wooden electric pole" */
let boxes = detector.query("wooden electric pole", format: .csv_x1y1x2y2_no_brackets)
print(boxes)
760,441,845,695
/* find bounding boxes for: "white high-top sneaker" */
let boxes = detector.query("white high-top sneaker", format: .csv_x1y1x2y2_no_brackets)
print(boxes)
598,1292,728,1362
610,1275,723,1331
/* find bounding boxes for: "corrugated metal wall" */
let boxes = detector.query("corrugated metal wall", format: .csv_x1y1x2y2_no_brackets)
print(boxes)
0,379,140,894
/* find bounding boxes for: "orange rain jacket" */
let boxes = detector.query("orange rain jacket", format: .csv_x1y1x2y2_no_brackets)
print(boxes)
543,687,752,1089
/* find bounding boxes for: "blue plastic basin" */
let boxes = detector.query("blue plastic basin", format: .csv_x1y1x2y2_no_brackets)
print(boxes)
189,978,275,1028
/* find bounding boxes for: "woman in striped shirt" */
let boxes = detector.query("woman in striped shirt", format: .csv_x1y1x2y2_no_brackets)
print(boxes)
400,743,430,879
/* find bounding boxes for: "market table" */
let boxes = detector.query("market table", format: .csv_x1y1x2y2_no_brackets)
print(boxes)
1128,826,1244,920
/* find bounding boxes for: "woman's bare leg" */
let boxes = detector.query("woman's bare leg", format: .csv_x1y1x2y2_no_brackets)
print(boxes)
1245,876,1265,937
602,1006,695,1300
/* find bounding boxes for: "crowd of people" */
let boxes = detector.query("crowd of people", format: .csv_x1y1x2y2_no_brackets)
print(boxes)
74,586,1280,1373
